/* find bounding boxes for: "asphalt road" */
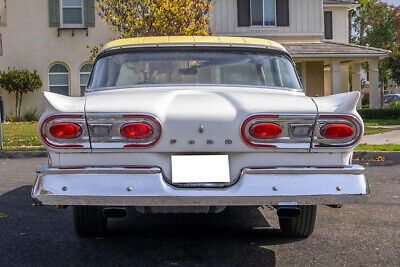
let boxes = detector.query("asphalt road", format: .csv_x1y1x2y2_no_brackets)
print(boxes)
0,157,399,266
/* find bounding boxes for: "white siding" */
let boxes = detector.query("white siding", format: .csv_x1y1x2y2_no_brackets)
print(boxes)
211,0,324,41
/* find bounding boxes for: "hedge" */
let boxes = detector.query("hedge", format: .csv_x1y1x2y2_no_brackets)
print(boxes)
358,108,400,119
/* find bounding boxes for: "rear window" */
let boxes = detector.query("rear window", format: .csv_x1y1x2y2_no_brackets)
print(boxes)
89,49,302,91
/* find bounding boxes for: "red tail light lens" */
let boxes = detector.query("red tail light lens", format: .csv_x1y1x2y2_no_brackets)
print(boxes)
321,124,354,138
250,123,282,138
121,123,153,138
49,123,82,139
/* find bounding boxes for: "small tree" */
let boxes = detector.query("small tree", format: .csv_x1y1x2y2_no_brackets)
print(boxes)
352,1,400,107
89,0,213,60
0,69,42,121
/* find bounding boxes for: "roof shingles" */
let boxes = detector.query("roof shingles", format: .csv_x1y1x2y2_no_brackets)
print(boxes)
283,41,390,58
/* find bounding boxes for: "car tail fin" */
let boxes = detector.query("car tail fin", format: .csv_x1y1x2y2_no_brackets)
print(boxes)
38,92,90,150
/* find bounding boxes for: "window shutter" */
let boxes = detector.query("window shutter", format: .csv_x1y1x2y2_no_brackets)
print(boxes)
48,0,60,27
324,11,333,39
276,0,289,26
84,0,96,27
237,0,251,27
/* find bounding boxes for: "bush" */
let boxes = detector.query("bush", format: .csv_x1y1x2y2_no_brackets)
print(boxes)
388,100,400,109
5,110,39,122
0,69,42,121
361,94,370,107
22,109,39,122
6,113,15,122
358,107,400,119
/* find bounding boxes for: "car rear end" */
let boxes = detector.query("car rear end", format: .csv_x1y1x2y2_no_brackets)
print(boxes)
33,96,368,207
32,37,369,236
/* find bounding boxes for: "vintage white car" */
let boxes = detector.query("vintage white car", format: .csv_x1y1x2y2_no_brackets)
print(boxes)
32,36,369,237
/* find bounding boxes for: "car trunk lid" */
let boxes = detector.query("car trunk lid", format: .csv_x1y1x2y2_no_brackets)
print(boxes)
84,86,318,152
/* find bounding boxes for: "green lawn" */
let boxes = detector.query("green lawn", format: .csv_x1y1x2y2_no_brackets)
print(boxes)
355,144,400,151
1,122,43,150
364,119,400,126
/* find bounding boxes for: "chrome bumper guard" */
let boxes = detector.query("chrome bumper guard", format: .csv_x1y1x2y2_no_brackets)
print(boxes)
32,165,369,206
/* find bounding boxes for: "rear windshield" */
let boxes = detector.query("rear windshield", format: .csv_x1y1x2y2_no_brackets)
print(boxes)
88,49,302,91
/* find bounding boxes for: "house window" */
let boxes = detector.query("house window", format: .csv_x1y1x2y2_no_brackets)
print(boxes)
49,63,69,96
61,0,83,26
0,0,6,26
80,63,92,96
251,0,276,26
324,11,333,40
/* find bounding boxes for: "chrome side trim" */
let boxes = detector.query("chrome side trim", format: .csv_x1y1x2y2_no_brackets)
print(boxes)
100,42,288,55
37,166,161,175
243,165,365,175
36,165,365,176
32,195,369,206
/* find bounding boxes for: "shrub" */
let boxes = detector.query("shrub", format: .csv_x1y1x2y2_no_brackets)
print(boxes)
22,109,39,122
358,107,400,119
6,112,15,122
388,100,400,109
361,94,370,107
0,69,42,121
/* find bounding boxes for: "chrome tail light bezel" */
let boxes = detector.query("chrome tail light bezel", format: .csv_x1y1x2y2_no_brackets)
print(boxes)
241,114,315,148
86,113,162,149
313,114,363,148
40,114,90,148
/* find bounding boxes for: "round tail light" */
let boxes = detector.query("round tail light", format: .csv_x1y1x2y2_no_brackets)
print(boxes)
250,123,282,138
49,123,82,139
121,123,153,138
321,124,354,138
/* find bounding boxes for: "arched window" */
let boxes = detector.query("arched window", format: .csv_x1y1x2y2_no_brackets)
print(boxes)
79,63,92,96
49,63,69,96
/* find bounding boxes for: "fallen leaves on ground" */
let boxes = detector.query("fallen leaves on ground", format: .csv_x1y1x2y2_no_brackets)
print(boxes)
353,156,386,161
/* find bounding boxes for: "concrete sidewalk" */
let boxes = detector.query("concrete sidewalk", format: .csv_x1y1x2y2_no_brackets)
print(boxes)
362,125,400,145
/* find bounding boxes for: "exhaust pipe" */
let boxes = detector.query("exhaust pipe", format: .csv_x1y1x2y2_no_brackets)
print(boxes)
276,207,301,218
103,207,128,218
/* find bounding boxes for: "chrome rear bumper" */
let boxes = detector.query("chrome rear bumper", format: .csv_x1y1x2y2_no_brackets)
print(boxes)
32,165,369,206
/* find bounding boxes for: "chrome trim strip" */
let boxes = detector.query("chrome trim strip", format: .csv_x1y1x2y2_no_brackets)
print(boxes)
100,42,287,55
36,165,364,176
33,195,369,206
243,165,365,175
37,166,161,175
86,84,304,93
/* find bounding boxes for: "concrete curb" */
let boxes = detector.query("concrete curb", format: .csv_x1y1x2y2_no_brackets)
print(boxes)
0,151,48,159
1,150,400,160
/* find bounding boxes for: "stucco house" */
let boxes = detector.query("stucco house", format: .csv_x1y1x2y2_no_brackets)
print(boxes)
0,0,390,115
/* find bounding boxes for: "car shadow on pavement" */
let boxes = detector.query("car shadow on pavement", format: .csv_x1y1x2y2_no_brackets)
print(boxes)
0,186,305,266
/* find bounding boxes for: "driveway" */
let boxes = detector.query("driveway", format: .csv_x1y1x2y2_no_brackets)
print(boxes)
0,157,399,266
362,125,400,144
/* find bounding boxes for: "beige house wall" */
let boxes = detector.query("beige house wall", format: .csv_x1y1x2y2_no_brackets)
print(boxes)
305,61,325,97
0,0,6,25
323,6,350,43
211,0,324,42
0,0,115,115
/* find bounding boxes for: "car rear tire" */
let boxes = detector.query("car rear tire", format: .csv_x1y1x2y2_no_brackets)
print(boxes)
278,205,317,237
73,206,107,236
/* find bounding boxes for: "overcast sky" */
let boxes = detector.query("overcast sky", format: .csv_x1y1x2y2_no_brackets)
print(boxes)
382,0,399,6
